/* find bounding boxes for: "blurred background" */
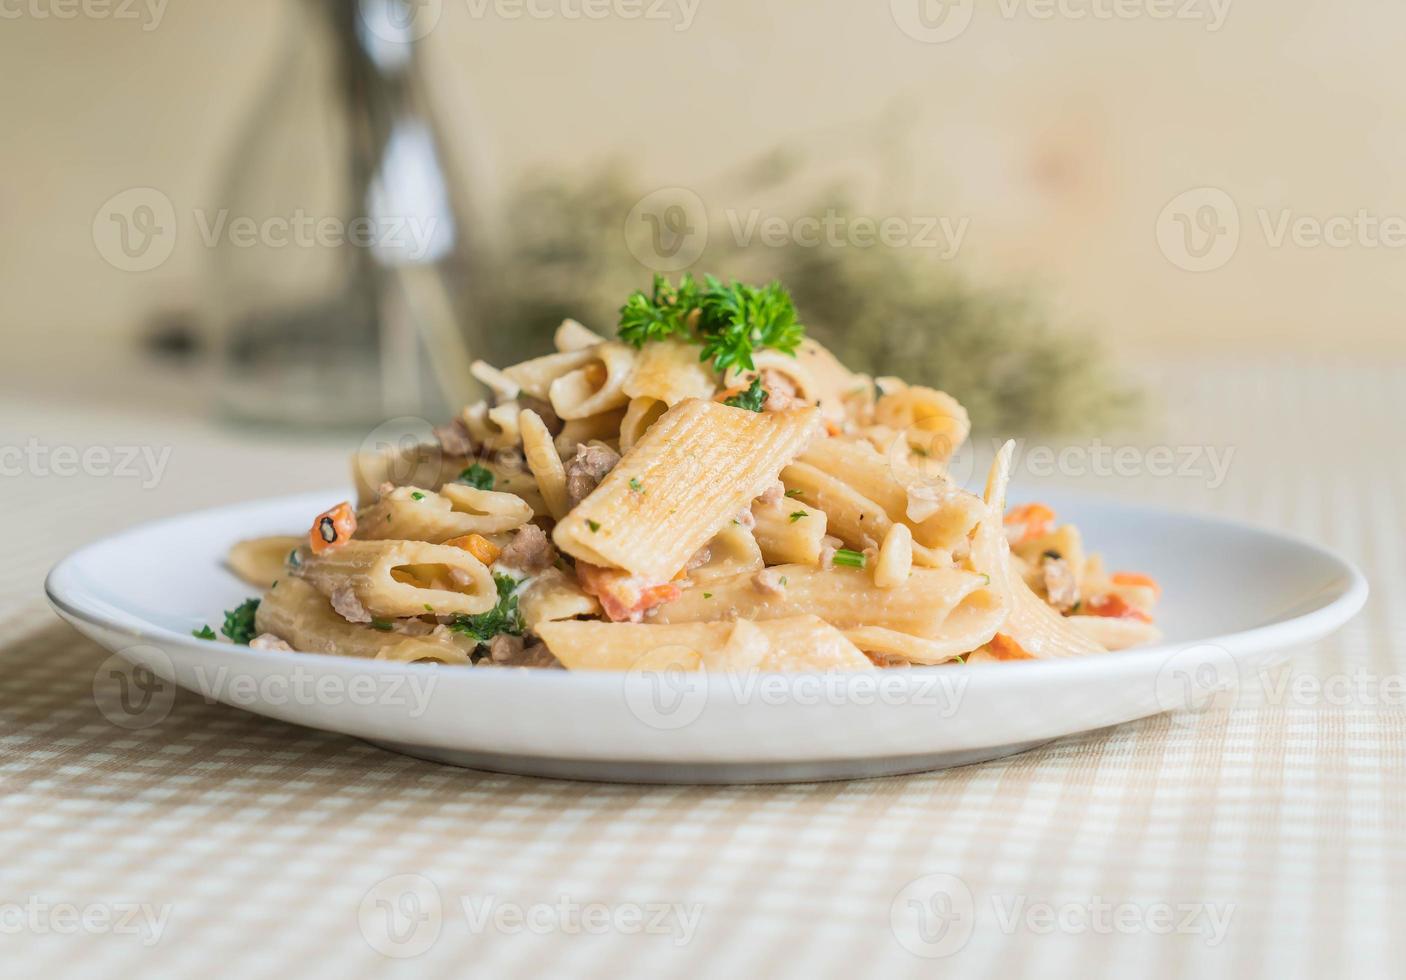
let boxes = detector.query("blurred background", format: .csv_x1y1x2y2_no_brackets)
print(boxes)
2,0,1403,437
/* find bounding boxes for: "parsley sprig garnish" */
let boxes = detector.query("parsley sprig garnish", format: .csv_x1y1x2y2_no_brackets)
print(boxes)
723,377,769,413
458,464,494,491
618,273,805,372
448,574,522,643
194,598,261,644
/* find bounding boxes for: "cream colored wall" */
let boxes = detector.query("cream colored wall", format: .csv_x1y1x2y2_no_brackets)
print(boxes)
3,0,1404,353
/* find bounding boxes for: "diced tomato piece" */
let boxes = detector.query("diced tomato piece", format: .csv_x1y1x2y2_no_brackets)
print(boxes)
986,633,1036,660
445,533,501,566
1085,593,1153,623
309,502,356,555
1004,502,1055,542
1111,571,1161,597
576,563,682,623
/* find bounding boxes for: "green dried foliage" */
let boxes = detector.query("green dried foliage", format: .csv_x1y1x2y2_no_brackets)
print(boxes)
478,167,1139,435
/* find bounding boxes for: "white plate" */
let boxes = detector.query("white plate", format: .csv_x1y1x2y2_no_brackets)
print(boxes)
46,489,1367,783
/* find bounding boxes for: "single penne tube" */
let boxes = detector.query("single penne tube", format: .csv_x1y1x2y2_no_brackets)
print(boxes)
555,407,627,458
352,443,470,508
622,338,718,406
228,535,302,588
969,442,1103,659
299,539,496,619
470,360,521,402
502,348,596,400
554,318,605,351
1066,615,1163,651
553,399,820,582
842,587,1005,665
618,396,667,453
687,523,764,585
254,578,472,664
781,461,946,568
520,409,571,519
751,494,827,565
723,339,859,427
872,523,913,588
536,615,872,672
649,563,993,639
874,382,971,461
547,342,636,420
518,568,602,631
798,437,983,552
356,484,533,543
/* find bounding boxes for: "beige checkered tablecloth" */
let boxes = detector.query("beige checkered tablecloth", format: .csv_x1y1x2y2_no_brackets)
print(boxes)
1,355,1402,978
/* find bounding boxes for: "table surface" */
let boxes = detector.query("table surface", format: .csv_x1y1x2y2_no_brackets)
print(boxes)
2,354,1402,979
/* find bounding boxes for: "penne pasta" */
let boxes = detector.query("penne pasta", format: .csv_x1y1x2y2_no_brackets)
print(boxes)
356,484,533,543
752,493,827,566
299,539,497,619
536,615,872,672
520,408,571,520
228,535,302,589
553,399,820,583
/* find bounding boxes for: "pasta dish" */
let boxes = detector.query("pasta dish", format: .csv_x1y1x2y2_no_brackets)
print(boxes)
203,275,1161,670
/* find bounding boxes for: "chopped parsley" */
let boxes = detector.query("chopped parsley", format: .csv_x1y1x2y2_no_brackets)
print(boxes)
586,519,601,533
832,548,867,570
448,574,523,643
784,488,804,499
1042,549,1063,561
370,618,395,632
192,625,217,641
221,598,261,645
703,592,713,599
424,603,435,613
723,377,769,413
788,511,807,523
287,548,302,569
779,576,788,588
410,491,426,501
617,273,805,373
629,477,644,493
458,464,494,491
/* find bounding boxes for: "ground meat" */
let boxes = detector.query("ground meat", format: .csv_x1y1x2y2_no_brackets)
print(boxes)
484,636,563,669
1041,557,1080,612
488,633,524,663
564,442,621,506
757,480,785,506
753,568,787,596
519,395,563,435
760,369,803,412
684,545,712,572
329,586,372,624
819,535,844,570
249,633,293,651
498,523,557,573
734,508,756,530
433,419,474,456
